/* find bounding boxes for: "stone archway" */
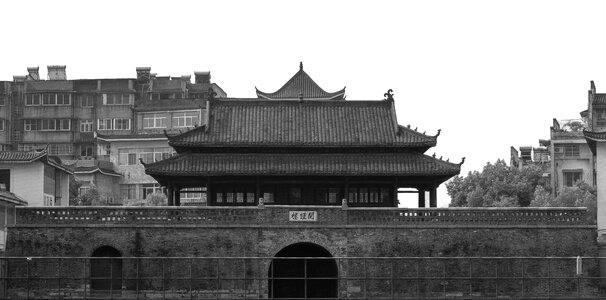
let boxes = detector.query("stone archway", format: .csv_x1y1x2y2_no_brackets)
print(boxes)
90,245,122,291
268,242,338,299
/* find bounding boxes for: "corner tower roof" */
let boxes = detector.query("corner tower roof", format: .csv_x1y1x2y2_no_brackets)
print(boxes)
256,62,346,100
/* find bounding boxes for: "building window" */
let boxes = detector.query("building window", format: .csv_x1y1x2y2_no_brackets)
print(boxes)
41,119,56,131
173,111,199,128
48,144,73,155
97,119,113,130
555,144,580,157
103,94,132,105
25,94,41,106
80,144,94,158
563,171,582,187
44,194,55,206
36,93,71,106
60,119,70,131
24,119,70,131
118,149,138,166
120,185,137,200
80,120,93,132
139,147,173,163
181,187,206,204
141,184,165,200
143,113,167,129
0,120,4,131
114,119,131,130
0,96,5,106
79,94,95,107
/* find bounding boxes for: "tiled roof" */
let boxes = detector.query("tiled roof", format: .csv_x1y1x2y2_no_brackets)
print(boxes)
145,152,461,177
134,99,205,112
0,150,73,174
256,63,345,100
0,191,27,206
0,151,46,163
593,93,606,104
583,130,606,154
70,160,121,177
168,100,438,149
583,130,606,141
96,132,168,141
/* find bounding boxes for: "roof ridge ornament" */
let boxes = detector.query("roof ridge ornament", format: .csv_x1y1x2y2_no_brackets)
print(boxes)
384,89,394,102
435,129,441,137
300,61,303,71
459,157,466,166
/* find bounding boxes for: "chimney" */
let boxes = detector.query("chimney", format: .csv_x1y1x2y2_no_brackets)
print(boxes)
12,75,26,82
136,67,151,82
47,65,67,80
195,71,211,84
27,67,40,80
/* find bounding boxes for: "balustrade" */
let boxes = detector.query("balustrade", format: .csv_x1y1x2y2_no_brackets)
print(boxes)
13,206,592,226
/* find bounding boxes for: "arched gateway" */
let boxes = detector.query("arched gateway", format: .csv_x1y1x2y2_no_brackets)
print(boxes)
90,246,122,290
268,243,338,299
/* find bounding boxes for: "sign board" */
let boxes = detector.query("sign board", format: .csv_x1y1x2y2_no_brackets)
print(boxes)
289,211,317,222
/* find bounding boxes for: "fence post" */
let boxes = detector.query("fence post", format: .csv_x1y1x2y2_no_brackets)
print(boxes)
26,257,30,300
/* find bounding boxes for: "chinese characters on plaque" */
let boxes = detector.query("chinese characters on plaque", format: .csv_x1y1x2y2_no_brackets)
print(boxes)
289,211,317,222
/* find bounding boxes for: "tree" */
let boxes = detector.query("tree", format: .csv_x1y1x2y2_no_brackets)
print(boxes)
146,192,168,206
530,181,597,223
446,159,548,207
69,176,83,206
73,187,101,206
562,120,585,132
123,191,168,206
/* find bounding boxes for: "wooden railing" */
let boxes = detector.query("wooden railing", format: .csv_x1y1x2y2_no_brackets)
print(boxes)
13,206,592,226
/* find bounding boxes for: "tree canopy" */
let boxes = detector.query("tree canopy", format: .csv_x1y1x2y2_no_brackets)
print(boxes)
446,159,548,207
446,159,596,223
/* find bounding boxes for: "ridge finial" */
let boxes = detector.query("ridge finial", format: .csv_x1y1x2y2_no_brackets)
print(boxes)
300,61,303,70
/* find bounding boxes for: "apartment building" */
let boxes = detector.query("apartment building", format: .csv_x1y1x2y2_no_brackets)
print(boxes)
0,66,225,204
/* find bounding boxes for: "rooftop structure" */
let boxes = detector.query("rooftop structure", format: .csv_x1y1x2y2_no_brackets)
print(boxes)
144,65,462,208
256,62,346,100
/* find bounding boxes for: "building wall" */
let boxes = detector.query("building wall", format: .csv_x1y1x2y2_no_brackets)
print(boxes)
135,109,203,134
4,162,44,206
5,224,597,264
551,136,594,193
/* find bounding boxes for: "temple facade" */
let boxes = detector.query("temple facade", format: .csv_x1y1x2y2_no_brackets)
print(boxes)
144,64,463,207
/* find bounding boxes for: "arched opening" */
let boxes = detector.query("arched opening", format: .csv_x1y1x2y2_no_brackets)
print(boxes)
268,243,338,299
90,246,122,291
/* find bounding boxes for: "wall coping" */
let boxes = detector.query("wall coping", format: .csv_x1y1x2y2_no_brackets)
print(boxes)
12,206,593,227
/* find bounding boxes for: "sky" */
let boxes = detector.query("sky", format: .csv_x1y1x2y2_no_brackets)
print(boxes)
2,0,606,207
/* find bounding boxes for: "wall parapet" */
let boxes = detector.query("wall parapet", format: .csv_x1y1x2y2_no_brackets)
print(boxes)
13,206,592,227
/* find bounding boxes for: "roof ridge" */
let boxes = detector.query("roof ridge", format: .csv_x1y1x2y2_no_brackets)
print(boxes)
256,63,345,100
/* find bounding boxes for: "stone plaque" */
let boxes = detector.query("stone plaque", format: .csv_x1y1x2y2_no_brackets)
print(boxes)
289,211,317,222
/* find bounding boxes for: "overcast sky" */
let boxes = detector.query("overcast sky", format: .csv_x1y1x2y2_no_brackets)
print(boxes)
2,0,606,206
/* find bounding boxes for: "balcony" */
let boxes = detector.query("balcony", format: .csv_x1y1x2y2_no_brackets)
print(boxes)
13,206,591,227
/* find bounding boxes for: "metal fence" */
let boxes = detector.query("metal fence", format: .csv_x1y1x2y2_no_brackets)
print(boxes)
1,256,605,299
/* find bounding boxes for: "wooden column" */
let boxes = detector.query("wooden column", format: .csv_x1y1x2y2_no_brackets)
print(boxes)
255,176,261,204
175,187,181,206
418,189,426,208
167,185,174,206
206,178,212,206
344,177,350,204
393,178,399,207
429,188,437,207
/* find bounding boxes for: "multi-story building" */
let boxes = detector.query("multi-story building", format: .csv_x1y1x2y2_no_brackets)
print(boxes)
512,118,594,196
550,118,594,195
0,65,226,204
